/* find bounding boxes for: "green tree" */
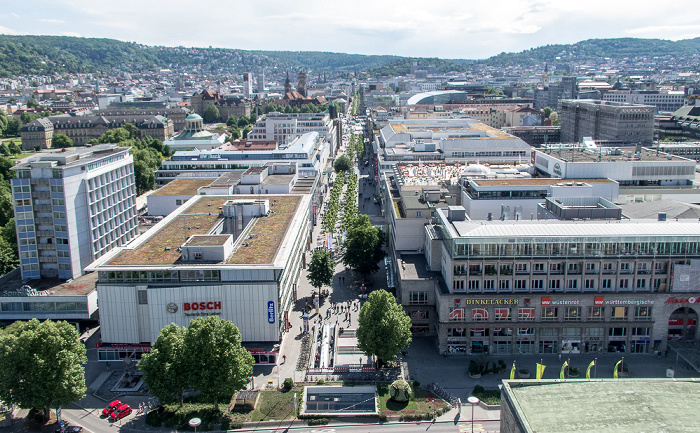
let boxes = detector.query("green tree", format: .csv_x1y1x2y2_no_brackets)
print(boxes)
307,250,335,291
138,324,188,407
133,159,155,194
357,289,412,365
203,102,220,123
0,182,13,227
26,98,39,109
3,118,20,137
541,107,553,119
0,143,9,156
0,236,18,274
226,115,238,127
334,155,352,173
51,133,73,148
123,122,139,139
184,316,254,411
0,319,87,420
342,214,386,276
7,140,21,155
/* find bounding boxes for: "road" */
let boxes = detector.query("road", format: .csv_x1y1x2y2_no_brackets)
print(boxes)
222,420,500,433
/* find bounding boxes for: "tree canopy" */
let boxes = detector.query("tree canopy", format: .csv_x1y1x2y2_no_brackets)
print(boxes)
307,250,335,291
203,102,220,123
139,316,254,411
0,319,87,419
342,214,386,276
138,324,188,407
357,289,412,364
183,316,254,411
52,133,73,148
333,155,352,173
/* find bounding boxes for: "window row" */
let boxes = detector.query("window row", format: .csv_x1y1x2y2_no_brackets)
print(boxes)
447,306,652,322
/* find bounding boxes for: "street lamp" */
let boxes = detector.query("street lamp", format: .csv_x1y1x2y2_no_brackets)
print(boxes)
467,396,480,433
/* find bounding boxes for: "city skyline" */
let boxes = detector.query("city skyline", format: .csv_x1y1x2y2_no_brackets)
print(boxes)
1,0,699,59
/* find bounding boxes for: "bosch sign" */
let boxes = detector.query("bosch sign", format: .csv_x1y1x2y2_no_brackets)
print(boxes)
184,301,222,311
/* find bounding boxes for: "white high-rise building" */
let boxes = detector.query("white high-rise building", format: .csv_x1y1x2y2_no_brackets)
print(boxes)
243,72,253,97
12,144,138,280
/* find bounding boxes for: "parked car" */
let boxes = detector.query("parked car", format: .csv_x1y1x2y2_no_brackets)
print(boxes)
110,403,132,421
102,400,121,417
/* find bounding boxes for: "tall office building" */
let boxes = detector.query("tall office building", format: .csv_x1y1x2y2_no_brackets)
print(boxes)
243,72,253,97
257,71,265,92
12,144,138,280
560,99,654,145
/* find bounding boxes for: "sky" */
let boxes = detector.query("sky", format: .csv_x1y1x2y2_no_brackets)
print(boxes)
1,0,700,59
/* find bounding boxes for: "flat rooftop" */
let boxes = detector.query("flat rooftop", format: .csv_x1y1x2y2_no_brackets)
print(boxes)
206,172,242,188
539,147,692,163
184,235,231,247
151,178,215,196
503,379,700,433
106,195,301,266
262,174,295,185
471,178,615,187
1,271,97,297
440,209,700,239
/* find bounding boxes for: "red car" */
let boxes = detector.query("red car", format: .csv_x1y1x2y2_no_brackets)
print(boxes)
102,400,121,417
110,403,132,421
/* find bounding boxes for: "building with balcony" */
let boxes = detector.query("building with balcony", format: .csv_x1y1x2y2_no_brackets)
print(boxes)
11,144,138,280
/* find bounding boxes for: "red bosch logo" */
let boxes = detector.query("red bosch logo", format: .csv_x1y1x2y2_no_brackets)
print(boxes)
183,301,222,311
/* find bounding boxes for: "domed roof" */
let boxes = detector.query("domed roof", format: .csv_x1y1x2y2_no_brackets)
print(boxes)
186,114,203,120
462,164,493,176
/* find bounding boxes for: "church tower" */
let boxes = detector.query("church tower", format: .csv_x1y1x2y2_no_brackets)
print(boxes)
284,70,292,95
297,71,307,97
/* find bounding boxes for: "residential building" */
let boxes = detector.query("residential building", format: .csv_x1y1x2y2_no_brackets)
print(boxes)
11,144,138,280
560,100,654,145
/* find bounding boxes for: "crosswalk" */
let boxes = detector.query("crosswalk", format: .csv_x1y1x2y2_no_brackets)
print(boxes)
458,422,485,432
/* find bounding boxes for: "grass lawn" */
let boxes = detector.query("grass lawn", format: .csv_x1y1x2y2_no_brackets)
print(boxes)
9,151,35,161
377,384,448,418
250,388,301,422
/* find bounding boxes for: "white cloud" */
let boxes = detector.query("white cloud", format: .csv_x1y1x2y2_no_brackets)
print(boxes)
59,31,81,37
4,0,700,58
0,25,19,35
